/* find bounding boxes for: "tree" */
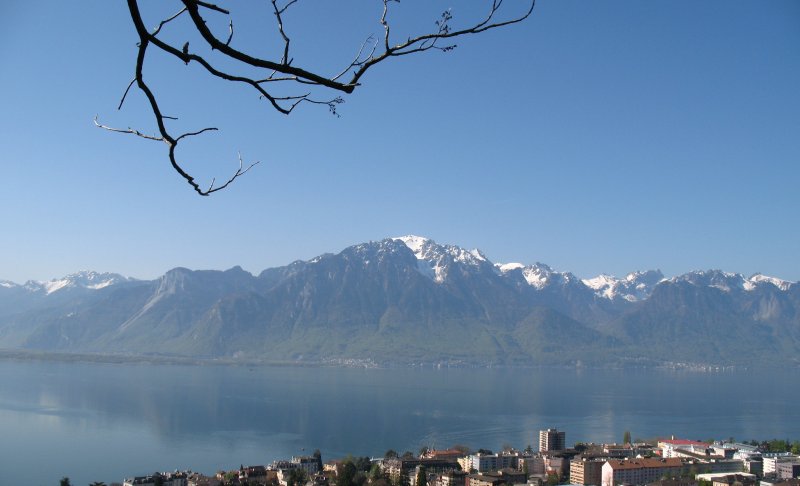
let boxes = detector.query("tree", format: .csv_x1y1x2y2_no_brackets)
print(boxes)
415,466,427,486
369,463,385,482
97,1,535,195
354,456,372,472
60,478,72,486
451,445,471,455
89,483,107,486
288,468,308,486
384,449,399,459
623,431,631,445
314,449,324,473
338,461,358,486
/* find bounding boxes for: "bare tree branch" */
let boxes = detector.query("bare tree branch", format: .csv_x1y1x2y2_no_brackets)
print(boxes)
94,115,164,142
101,0,535,195
117,78,136,110
151,7,187,36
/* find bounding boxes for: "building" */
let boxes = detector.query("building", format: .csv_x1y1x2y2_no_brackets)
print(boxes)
739,458,764,477
124,472,188,486
601,458,684,486
467,470,528,486
604,445,635,459
239,465,269,482
435,470,469,486
570,457,605,485
424,450,469,461
540,429,566,452
760,479,800,486
658,440,711,459
645,480,697,486
776,462,800,480
292,456,322,475
711,474,758,486
695,473,757,486
519,456,546,476
460,453,520,473
468,475,508,486
764,455,800,476
383,458,461,484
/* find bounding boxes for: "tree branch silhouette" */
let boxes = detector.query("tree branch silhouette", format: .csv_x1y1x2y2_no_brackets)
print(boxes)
98,0,535,196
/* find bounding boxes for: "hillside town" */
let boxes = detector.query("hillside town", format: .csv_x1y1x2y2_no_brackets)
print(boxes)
115,430,800,486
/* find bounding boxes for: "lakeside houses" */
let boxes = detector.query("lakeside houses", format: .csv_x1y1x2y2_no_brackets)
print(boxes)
459,451,525,473
385,457,462,485
760,479,800,486
695,472,758,486
658,440,713,459
764,454,800,478
601,458,684,486
121,431,800,486
540,430,567,453
124,471,188,486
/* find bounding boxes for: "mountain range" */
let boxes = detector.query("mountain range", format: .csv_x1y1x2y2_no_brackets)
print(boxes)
1,236,798,367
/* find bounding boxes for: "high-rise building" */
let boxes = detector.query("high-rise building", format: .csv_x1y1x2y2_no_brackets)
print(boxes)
539,428,566,452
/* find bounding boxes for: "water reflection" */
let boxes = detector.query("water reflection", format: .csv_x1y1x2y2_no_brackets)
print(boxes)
0,361,798,486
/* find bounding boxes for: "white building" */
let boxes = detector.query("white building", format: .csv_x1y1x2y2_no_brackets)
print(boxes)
124,472,188,486
658,439,710,459
601,458,683,486
763,454,799,475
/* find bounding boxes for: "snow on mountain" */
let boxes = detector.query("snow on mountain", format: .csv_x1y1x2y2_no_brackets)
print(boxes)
520,263,557,289
392,235,489,283
746,274,794,291
22,271,130,295
583,270,665,302
496,261,578,290
496,262,525,272
671,270,795,293
672,270,746,292
583,274,618,297
0,280,17,289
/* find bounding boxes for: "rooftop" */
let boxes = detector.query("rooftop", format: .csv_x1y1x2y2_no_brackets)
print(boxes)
606,458,683,470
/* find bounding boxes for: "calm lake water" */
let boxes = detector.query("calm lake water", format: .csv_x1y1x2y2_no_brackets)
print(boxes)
1,360,798,486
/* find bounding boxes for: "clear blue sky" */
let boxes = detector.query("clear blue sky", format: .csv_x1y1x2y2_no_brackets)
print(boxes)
1,1,798,283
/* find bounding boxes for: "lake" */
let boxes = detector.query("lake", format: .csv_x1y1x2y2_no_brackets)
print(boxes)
0,360,798,486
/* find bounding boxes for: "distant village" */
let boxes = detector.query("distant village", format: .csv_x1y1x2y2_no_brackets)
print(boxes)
116,429,800,486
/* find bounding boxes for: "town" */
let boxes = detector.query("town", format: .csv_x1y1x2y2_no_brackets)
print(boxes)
107,429,800,486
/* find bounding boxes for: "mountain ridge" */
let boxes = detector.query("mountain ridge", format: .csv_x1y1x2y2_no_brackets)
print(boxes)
1,236,797,367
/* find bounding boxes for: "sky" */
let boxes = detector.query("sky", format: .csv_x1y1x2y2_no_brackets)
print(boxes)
0,1,798,284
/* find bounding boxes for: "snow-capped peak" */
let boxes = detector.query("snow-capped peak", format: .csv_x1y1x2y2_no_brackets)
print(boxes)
496,262,525,273
391,235,489,283
670,270,794,293
24,271,130,295
672,270,747,293
496,261,575,289
583,270,665,302
393,235,430,257
746,274,794,292
583,274,617,291
520,264,556,289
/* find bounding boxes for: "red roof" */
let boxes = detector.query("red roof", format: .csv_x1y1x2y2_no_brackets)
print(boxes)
660,439,709,447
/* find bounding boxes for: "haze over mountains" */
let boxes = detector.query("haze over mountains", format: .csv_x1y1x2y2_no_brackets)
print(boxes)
1,236,798,367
